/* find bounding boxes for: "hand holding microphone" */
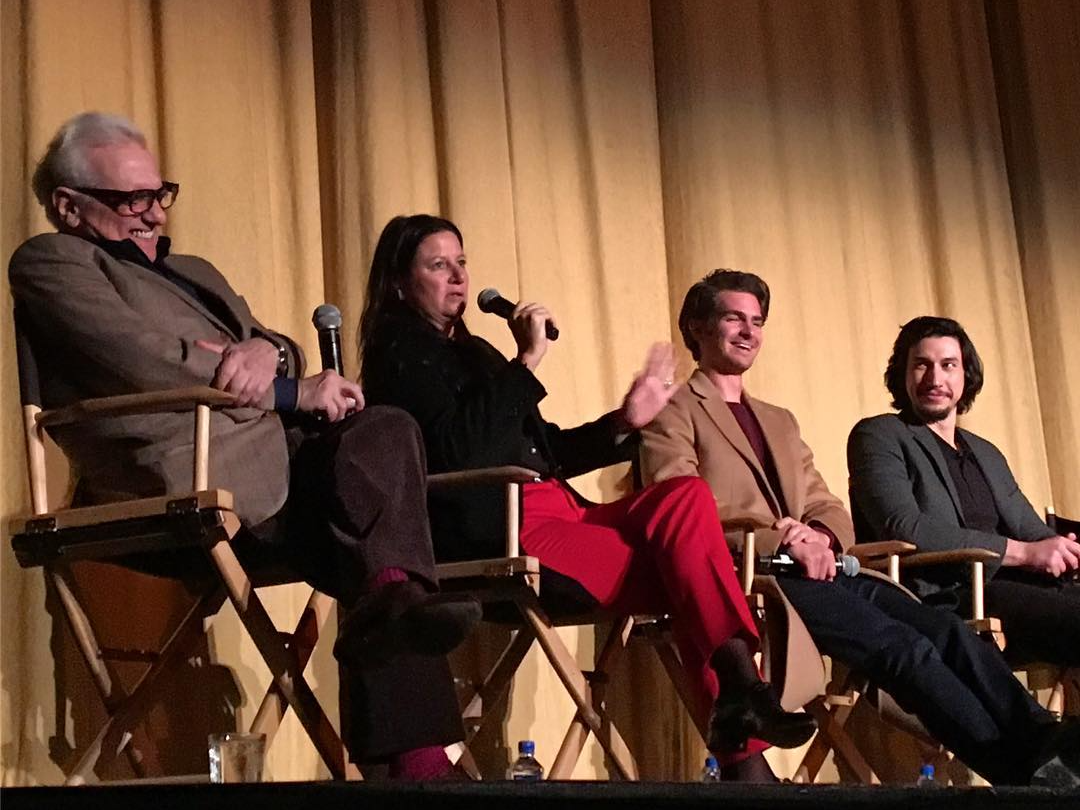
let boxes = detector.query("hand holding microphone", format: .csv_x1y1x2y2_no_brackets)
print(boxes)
756,550,860,579
477,288,559,372
300,304,363,421
772,540,856,582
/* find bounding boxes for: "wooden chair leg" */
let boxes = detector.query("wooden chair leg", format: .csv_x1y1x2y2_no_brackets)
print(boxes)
50,567,146,781
64,585,224,784
642,627,711,742
246,589,360,779
249,589,333,742
516,596,638,780
551,616,635,779
462,627,536,743
207,534,347,779
804,697,879,785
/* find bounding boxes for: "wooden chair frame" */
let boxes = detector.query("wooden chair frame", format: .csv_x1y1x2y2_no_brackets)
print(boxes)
8,387,354,784
734,530,920,785
428,467,641,780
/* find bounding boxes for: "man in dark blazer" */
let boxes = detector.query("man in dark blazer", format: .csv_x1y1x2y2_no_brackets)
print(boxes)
642,271,1079,786
848,315,1080,669
9,112,477,777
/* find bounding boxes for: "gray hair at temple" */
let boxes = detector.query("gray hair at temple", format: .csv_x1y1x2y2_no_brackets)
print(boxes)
32,112,148,229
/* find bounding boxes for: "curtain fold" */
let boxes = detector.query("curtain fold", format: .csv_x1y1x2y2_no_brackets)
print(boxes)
2,0,1075,784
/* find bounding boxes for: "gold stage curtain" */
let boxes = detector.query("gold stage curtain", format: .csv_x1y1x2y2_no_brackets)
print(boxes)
2,0,1076,786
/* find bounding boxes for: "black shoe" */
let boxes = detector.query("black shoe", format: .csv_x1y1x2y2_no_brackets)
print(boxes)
1030,719,1080,788
334,580,482,669
707,682,817,753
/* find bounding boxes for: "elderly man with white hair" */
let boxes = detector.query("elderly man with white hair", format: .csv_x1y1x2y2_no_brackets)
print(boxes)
9,112,478,779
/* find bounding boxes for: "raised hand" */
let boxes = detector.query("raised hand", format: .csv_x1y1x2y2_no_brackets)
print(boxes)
618,343,679,431
195,337,278,407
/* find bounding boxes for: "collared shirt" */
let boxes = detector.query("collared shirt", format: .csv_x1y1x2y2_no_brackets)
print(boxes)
931,430,1001,533
92,236,297,410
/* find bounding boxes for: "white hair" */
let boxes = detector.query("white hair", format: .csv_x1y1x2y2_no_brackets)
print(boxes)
32,112,148,228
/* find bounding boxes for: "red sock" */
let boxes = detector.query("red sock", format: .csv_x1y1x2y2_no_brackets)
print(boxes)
373,567,409,588
389,745,453,780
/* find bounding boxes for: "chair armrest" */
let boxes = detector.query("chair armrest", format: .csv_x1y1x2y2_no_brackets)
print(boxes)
426,466,541,491
23,386,236,516
895,548,1000,568
847,540,917,564
36,386,237,428
425,466,541,557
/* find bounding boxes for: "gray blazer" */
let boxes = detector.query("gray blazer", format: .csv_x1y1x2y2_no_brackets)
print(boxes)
847,412,1053,600
9,232,302,526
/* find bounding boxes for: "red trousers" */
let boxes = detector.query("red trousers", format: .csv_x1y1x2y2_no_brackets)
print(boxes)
520,476,766,760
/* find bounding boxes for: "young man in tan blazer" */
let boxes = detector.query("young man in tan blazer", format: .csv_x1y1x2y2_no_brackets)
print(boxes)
9,112,478,777
639,269,1078,786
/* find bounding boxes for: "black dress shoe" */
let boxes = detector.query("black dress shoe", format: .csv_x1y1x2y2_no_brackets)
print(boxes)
334,580,482,669
1030,719,1080,788
707,681,817,753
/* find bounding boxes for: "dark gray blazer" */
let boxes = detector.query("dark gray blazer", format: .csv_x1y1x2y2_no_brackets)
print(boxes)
847,412,1053,601
10,232,302,526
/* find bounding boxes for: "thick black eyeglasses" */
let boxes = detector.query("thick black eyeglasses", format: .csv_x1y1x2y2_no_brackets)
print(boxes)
74,181,179,215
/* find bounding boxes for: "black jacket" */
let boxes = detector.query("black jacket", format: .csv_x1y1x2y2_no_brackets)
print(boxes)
363,308,634,561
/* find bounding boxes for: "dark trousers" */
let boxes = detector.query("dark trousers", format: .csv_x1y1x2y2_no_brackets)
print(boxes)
252,405,462,761
776,574,1056,785
960,569,1080,667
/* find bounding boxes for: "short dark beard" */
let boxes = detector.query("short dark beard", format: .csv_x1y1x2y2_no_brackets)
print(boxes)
909,403,952,425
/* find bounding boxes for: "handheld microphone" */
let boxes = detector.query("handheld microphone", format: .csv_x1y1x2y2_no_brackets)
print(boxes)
756,551,860,578
477,288,559,341
312,303,344,374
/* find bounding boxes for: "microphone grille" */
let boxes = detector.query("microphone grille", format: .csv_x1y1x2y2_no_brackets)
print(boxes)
312,303,342,330
840,555,861,577
477,288,502,312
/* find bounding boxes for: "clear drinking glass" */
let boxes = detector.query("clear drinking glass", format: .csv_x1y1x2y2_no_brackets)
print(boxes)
208,732,266,783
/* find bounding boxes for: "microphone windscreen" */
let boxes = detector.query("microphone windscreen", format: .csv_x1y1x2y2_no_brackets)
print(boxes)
839,555,860,577
312,303,342,330
477,288,504,313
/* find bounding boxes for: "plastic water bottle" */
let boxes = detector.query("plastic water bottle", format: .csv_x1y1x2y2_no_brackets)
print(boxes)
916,763,940,787
508,740,544,781
700,754,722,782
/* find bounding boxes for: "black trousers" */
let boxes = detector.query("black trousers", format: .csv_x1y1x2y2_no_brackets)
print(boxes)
957,569,1080,667
252,405,462,762
777,574,1056,785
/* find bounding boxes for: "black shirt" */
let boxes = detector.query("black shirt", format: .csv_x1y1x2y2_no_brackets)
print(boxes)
931,430,1002,534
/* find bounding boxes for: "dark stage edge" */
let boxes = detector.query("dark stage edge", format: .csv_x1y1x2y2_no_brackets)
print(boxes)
4,781,1080,810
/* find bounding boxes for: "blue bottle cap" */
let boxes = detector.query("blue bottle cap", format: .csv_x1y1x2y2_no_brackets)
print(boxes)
704,755,719,769
519,740,535,755
920,764,934,777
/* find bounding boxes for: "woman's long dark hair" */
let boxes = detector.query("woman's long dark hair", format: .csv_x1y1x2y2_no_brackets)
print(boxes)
358,213,463,368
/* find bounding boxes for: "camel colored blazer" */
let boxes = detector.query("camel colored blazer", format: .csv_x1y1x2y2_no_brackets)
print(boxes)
9,232,301,526
640,369,863,710
640,369,855,556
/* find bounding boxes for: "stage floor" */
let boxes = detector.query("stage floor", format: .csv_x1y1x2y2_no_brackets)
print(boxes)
4,781,1079,810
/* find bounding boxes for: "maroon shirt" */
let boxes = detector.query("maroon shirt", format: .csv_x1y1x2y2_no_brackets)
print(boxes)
727,400,840,550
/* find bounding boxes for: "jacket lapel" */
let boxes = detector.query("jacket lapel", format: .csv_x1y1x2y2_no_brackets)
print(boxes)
689,371,783,516
909,423,965,522
162,258,246,339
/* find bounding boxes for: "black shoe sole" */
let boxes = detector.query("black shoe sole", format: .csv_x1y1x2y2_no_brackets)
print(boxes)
335,597,482,668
